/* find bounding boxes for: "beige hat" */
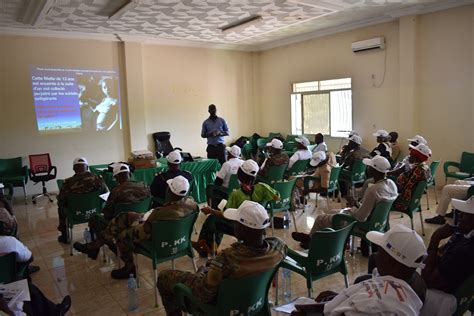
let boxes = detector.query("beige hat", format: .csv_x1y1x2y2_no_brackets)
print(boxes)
240,159,259,177
348,134,363,145
310,151,326,167
226,145,241,158
73,157,88,166
112,163,130,177
451,196,474,215
266,138,284,149
166,175,190,196
295,136,310,147
363,156,391,173
373,129,389,137
166,150,182,165
224,200,271,230
407,135,428,145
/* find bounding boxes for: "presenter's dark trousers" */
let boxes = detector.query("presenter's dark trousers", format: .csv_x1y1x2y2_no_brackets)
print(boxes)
206,143,226,165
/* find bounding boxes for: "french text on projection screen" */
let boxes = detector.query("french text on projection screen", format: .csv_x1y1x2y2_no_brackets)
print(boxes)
30,67,122,133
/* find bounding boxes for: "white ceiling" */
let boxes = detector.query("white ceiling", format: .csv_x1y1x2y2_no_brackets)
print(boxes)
0,0,473,51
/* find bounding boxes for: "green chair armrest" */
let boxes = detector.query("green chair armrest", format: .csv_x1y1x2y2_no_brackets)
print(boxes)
174,283,206,314
444,161,460,175
286,247,308,264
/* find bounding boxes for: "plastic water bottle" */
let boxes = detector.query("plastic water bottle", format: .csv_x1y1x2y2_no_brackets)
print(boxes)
283,214,291,229
83,228,91,243
128,274,138,311
282,268,292,302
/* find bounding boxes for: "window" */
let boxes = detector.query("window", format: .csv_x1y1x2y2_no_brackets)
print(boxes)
291,78,352,137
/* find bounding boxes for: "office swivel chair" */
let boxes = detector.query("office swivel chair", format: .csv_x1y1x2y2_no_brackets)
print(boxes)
152,132,181,159
29,153,57,204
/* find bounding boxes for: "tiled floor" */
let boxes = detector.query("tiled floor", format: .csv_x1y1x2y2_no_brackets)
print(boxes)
13,187,443,315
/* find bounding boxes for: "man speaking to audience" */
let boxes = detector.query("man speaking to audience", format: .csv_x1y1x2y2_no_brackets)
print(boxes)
201,104,229,164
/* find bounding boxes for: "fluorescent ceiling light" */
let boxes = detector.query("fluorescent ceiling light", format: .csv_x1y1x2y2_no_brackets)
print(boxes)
20,0,55,27
109,0,140,21
219,15,263,33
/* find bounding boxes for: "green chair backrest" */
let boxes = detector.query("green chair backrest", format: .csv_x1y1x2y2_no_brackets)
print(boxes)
307,221,356,275
284,141,297,153
350,160,367,183
268,132,282,139
407,181,427,213
428,161,440,185
286,134,299,142
257,138,270,149
263,164,288,184
268,179,296,211
460,152,474,173
214,267,277,316
114,197,152,215
242,143,254,160
151,212,198,261
0,252,18,284
287,159,309,177
227,174,240,195
364,200,395,232
454,274,474,316
56,179,64,190
65,190,105,225
0,157,22,175
328,166,342,193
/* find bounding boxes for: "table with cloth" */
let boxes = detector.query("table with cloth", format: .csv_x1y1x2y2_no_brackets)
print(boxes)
90,158,220,203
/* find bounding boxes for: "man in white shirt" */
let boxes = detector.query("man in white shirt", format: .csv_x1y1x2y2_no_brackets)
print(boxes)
289,136,312,169
312,133,327,153
0,236,32,263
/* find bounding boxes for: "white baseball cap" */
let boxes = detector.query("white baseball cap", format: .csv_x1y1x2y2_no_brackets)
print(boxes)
226,145,241,158
363,156,391,173
407,135,428,145
0,183,4,189
409,143,432,161
295,136,310,148
166,175,190,197
373,129,389,138
166,150,182,165
73,157,88,166
266,138,284,149
112,163,130,177
451,196,474,215
348,134,363,145
366,224,427,269
224,200,271,230
240,159,259,177
310,151,326,167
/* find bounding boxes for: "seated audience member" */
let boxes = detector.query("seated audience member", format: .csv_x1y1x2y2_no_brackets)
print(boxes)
288,136,312,169
389,131,401,162
425,178,474,224
422,196,474,295
370,129,393,163
194,160,279,257
312,133,327,153
0,236,71,315
391,134,428,174
157,200,287,316
87,163,150,244
392,143,431,212
56,157,107,243
150,150,192,206
339,134,370,171
0,204,17,236
337,130,358,157
293,156,397,248
291,224,427,316
0,183,13,215
258,138,289,177
74,176,197,279
206,145,244,208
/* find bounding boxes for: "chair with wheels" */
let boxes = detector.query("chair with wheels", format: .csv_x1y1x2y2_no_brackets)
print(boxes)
390,181,427,236
152,131,182,158
174,264,278,316
444,151,474,184
339,160,367,197
266,179,297,235
258,164,288,185
425,160,440,210
278,219,356,298
28,153,57,204
0,157,28,204
133,212,198,307
453,274,474,316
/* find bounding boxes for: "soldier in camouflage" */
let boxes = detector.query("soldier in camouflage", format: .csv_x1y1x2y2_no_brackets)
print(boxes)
56,157,107,243
158,200,287,316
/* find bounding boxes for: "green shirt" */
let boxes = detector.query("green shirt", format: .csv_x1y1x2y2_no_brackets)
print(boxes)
226,183,279,209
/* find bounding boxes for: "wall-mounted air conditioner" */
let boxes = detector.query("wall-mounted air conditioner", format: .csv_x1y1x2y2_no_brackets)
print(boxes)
352,37,385,53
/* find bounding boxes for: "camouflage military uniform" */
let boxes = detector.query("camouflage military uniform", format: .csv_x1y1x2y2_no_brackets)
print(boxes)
101,197,198,265
88,180,150,238
56,171,106,234
258,152,290,177
157,237,287,316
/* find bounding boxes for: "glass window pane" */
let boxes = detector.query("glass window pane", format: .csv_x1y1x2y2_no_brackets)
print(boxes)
330,90,352,137
320,78,351,90
303,93,329,135
291,94,302,135
293,81,319,93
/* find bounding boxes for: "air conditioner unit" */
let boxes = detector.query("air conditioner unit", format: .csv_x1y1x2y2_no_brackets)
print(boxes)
352,37,385,53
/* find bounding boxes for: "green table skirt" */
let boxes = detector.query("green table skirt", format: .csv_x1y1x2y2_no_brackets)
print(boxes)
90,159,220,203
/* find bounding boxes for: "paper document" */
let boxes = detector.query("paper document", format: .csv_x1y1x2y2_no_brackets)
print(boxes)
0,279,31,307
274,297,315,313
100,192,110,201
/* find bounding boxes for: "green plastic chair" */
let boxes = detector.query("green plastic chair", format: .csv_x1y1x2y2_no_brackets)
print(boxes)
340,160,367,197
287,159,309,177
259,164,288,185
114,197,152,215
444,151,474,184
286,134,299,142
390,181,427,236
279,220,356,299
207,174,240,206
65,190,105,255
0,252,28,284
0,157,28,204
133,212,198,307
174,265,278,316
425,160,440,210
268,132,282,139
333,200,394,256
242,143,254,160
267,179,297,235
56,179,64,191
453,274,474,316
256,138,270,149
304,166,342,209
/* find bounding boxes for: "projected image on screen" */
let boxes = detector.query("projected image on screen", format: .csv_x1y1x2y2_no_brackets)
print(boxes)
31,66,122,132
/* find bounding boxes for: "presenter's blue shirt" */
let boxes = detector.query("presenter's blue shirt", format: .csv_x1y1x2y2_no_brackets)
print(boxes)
201,116,229,145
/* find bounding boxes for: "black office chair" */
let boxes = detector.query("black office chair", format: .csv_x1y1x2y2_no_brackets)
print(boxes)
152,132,181,159
28,153,57,203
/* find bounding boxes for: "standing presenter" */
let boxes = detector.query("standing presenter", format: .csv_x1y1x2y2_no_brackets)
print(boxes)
201,104,229,164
